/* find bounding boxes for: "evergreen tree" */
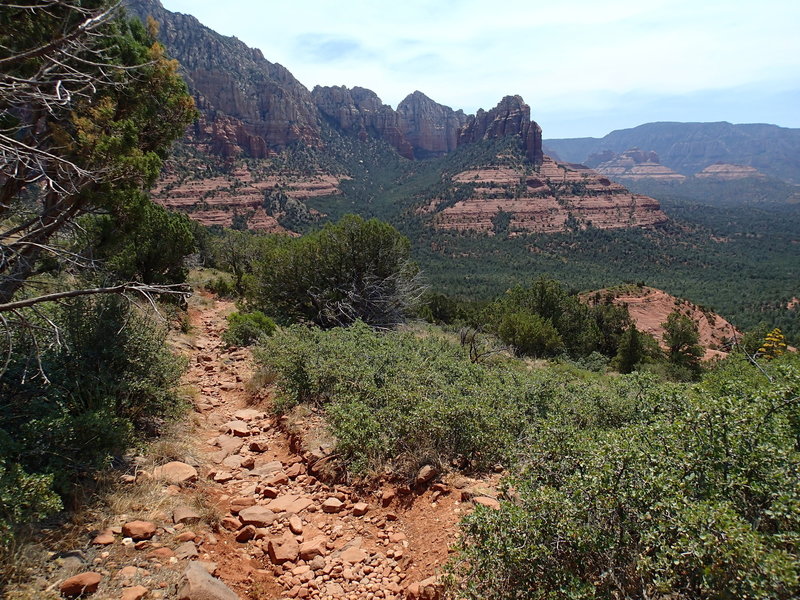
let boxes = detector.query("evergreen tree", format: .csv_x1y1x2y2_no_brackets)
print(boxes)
615,324,644,374
662,311,704,378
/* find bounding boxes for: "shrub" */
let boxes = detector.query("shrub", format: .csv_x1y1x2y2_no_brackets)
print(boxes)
256,322,666,478
256,322,528,475
452,354,800,599
496,310,564,357
222,311,276,346
250,215,423,328
0,296,186,544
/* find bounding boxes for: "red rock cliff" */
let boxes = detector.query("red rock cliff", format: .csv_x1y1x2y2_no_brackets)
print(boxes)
458,96,543,165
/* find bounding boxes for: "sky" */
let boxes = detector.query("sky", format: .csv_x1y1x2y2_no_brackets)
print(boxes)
159,0,800,138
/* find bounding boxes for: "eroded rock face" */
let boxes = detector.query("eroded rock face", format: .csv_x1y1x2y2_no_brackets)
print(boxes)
126,0,321,156
312,85,414,159
397,91,468,158
458,95,543,165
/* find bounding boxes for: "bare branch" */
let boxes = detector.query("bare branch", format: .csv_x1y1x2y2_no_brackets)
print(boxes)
0,282,189,313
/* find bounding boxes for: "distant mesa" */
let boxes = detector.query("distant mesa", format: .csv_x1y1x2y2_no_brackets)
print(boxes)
694,163,766,180
422,156,667,234
590,149,685,182
584,286,740,361
545,121,800,184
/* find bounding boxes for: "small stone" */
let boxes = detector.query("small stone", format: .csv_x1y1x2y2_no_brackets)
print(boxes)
289,515,304,535
121,585,149,600
268,534,300,564
352,502,369,517
221,420,250,437
249,440,269,453
220,516,242,531
298,535,327,560
229,497,257,514
122,521,157,541
266,495,313,514
221,455,244,469
340,547,368,564
175,531,196,542
146,547,175,560
152,462,197,484
175,541,199,560
238,506,276,527
235,525,256,543
59,572,102,598
285,463,304,478
321,498,343,514
473,496,501,510
173,506,201,525
234,408,263,421
416,466,437,488
92,530,115,545
177,562,238,600
381,489,396,507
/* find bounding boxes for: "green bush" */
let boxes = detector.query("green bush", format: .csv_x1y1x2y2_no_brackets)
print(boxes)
256,322,529,475
256,322,665,478
222,311,276,346
452,354,800,599
250,215,422,328
0,297,186,544
496,310,564,357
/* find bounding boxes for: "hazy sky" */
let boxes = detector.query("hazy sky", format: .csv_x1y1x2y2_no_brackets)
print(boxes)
159,0,800,138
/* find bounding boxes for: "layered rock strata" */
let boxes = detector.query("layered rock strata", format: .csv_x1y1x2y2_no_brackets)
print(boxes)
424,157,667,233
591,149,686,181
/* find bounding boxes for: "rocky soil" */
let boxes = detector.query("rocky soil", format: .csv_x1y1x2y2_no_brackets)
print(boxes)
35,293,500,600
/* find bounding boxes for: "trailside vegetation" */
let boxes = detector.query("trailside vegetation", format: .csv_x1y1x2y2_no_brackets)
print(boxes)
0,0,196,551
452,352,800,600
248,215,423,329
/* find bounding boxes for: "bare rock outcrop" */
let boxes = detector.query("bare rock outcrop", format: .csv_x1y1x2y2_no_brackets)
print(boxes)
312,85,414,158
458,95,543,165
126,0,321,155
583,286,740,360
397,91,468,158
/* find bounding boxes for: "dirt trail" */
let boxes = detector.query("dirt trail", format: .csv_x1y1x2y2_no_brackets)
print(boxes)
174,293,469,599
